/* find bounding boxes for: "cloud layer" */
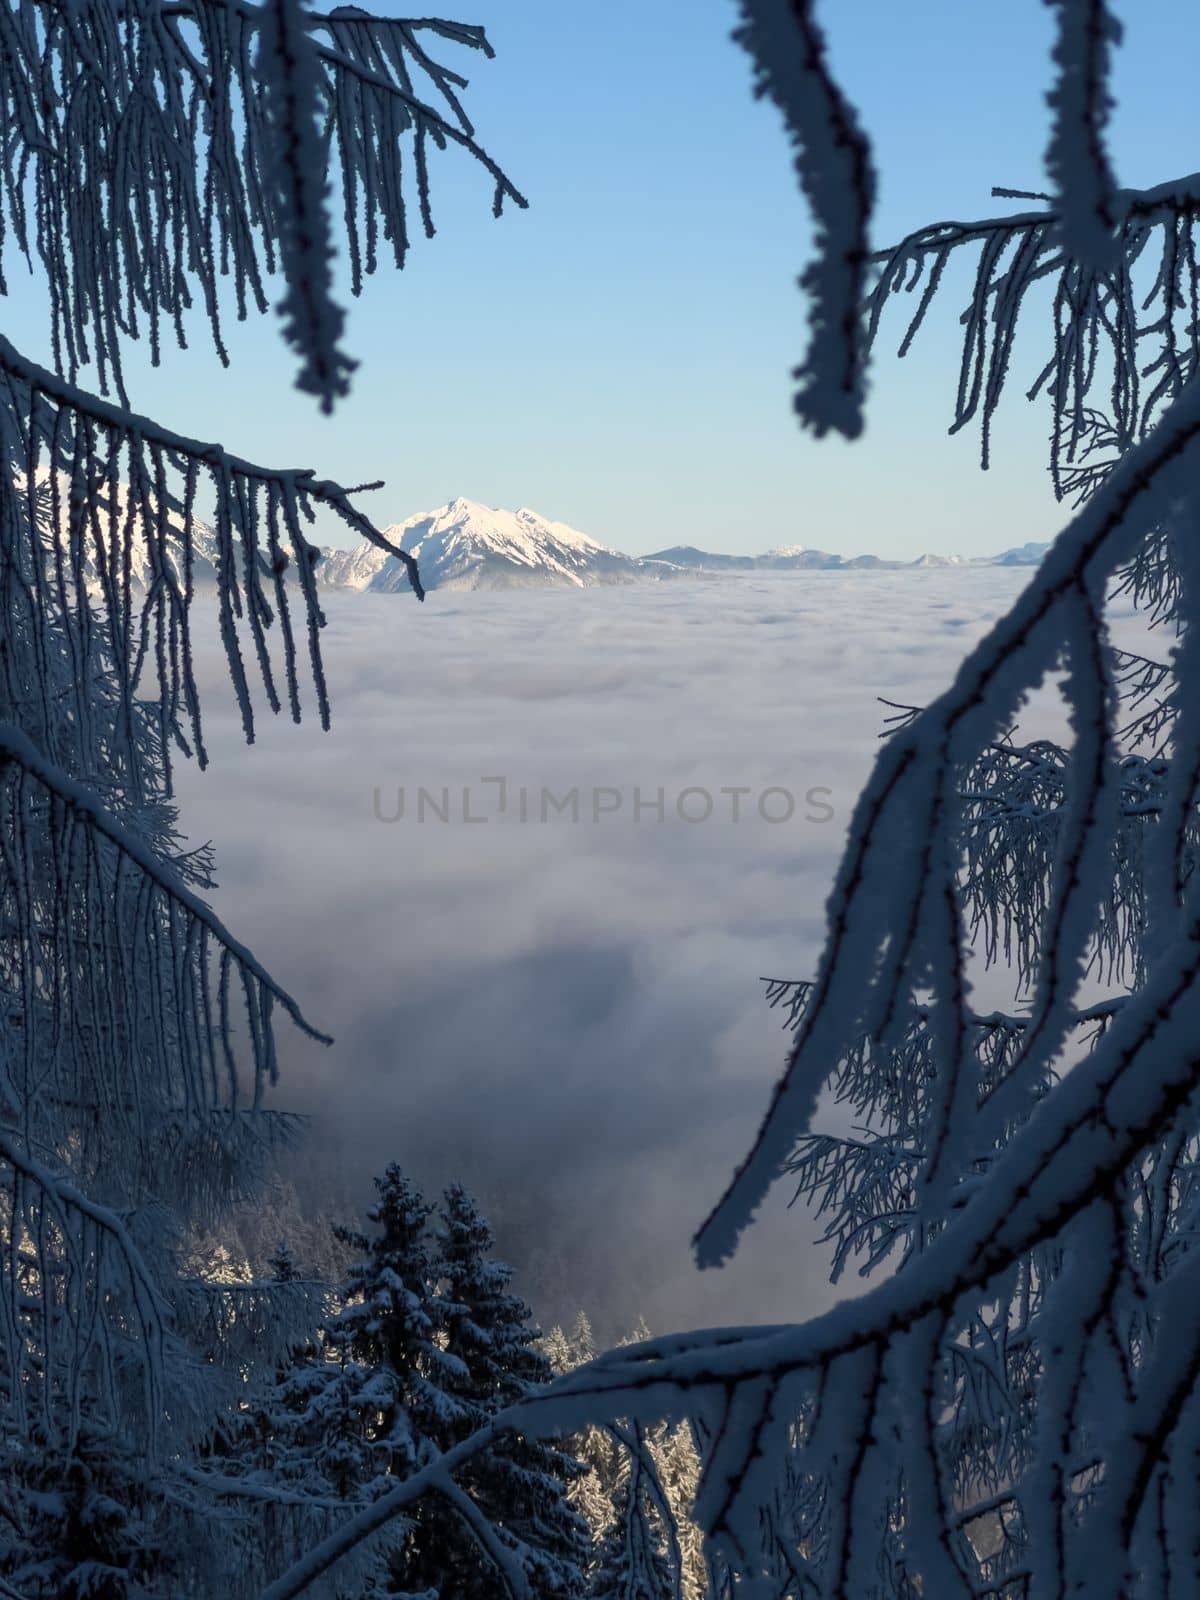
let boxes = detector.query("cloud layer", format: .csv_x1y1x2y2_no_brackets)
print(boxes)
175,568,1030,1340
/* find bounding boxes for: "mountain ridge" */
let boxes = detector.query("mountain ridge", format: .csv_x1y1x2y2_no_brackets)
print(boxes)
316,498,1050,594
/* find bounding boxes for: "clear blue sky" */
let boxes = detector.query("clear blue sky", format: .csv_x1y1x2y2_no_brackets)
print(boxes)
7,1,1198,555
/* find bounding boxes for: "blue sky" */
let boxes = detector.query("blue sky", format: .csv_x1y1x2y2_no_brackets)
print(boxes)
8,1,1198,555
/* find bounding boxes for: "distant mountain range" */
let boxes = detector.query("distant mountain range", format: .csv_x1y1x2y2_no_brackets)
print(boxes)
315,498,1050,594
54,492,1047,597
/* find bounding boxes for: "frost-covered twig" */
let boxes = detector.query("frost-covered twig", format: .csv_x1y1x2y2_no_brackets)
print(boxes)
0,716,327,1044
1044,0,1122,273
695,372,1200,1269
256,0,355,411
865,173,1200,483
733,0,876,438
0,0,525,399
0,332,423,777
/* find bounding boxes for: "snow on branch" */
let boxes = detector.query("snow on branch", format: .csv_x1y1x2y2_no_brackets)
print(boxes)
0,708,326,1189
694,373,1200,1273
766,979,1128,1283
1044,0,1122,274
959,735,1174,991
256,0,356,412
0,0,526,400
0,712,328,1466
865,172,1200,484
733,0,876,439
0,1121,169,1389
1111,646,1175,753
0,331,422,780
0,715,327,1048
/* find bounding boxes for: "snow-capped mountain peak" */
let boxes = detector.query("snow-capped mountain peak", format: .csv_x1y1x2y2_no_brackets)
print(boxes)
319,498,640,594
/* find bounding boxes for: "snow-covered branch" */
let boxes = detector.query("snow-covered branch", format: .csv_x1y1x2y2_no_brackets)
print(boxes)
0,716,326,1044
0,0,525,400
865,172,1200,485
256,0,355,412
733,0,876,439
0,331,423,779
1044,0,1122,273
695,372,1200,1271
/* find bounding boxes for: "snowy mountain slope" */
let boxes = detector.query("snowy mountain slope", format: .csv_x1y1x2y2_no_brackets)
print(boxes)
320,497,642,594
311,499,1052,594
911,552,968,568
642,543,1047,574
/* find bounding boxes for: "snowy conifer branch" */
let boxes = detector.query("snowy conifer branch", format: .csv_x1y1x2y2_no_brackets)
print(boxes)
959,736,1174,990
695,373,1200,1271
1044,0,1122,274
865,174,1200,482
0,1125,169,1346
0,716,328,1045
261,1425,507,1599
256,0,356,412
0,711,328,1382
0,331,423,775
1112,647,1175,753
733,0,876,439
766,983,1130,1282
0,0,524,397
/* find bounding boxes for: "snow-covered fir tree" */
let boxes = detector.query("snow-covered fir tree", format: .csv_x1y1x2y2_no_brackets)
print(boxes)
240,1169,589,1597
220,1168,467,1597
270,1239,301,1285
432,1182,591,1599
324,1166,469,1594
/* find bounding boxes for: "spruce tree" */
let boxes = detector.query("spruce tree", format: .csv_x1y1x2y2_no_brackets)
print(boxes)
226,1170,462,1597
2,1421,170,1600
431,1183,590,1599
328,1166,466,1474
314,1167,461,1597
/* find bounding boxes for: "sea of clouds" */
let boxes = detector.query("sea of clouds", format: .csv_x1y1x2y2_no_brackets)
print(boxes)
175,567,1035,1341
